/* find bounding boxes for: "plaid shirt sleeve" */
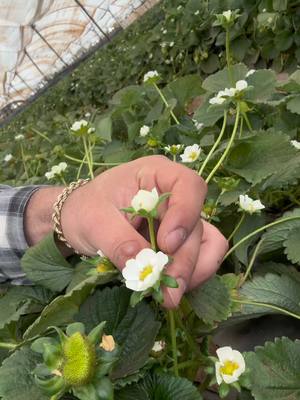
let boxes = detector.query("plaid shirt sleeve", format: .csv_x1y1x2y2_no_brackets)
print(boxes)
0,185,41,285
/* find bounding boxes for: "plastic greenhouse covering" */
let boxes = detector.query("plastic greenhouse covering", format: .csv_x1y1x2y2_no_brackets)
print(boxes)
0,0,158,117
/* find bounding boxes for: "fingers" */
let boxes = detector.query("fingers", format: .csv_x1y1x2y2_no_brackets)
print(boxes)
151,158,207,255
162,220,202,309
188,220,229,291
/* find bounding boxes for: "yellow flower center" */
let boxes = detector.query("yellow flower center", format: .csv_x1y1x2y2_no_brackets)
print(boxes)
96,263,110,273
139,264,153,281
220,360,239,376
189,151,198,160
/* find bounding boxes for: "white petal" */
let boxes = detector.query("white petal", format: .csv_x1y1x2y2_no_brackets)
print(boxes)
125,279,141,291
215,362,223,385
155,252,169,270
236,80,248,91
216,346,234,363
135,248,156,265
232,350,246,372
122,260,139,280
222,373,239,384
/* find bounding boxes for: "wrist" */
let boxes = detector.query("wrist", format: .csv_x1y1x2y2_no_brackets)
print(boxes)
24,186,74,256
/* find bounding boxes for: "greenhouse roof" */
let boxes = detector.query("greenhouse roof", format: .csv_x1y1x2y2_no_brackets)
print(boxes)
0,0,158,118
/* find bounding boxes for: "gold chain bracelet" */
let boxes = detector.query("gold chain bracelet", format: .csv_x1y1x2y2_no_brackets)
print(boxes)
52,178,90,254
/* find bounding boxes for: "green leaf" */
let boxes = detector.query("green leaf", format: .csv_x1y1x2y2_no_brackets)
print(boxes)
187,275,232,324
238,272,300,319
226,131,300,186
0,286,53,333
102,140,135,163
161,274,179,288
194,98,225,127
202,64,248,93
21,233,74,292
75,286,160,379
245,69,276,102
244,337,300,400
286,95,300,115
283,227,300,265
0,347,48,400
94,114,112,141
258,208,300,257
23,272,116,339
115,372,202,400
165,74,204,109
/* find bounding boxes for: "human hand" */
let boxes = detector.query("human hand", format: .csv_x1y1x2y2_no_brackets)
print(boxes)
60,155,228,308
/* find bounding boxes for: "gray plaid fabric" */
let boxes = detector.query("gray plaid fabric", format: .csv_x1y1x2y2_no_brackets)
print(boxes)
0,185,40,284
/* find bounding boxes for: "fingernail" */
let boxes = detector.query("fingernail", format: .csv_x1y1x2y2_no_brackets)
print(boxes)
167,277,187,308
165,227,187,254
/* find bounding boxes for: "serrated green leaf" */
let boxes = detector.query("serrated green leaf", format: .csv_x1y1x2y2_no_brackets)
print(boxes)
0,347,48,400
94,114,112,141
23,272,116,339
115,372,202,400
187,275,232,324
286,95,300,115
193,98,225,127
0,286,53,334
244,337,300,400
75,286,160,379
245,69,276,102
283,227,300,265
238,272,300,319
165,74,204,109
258,208,300,256
226,131,300,186
21,233,74,292
202,64,248,93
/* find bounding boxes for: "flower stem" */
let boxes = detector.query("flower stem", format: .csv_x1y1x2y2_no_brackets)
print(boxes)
173,154,177,162
65,153,121,166
153,83,180,125
224,215,300,261
0,342,17,350
238,238,264,287
82,136,94,179
31,127,52,143
232,298,300,320
60,175,67,186
225,28,233,86
198,111,228,176
228,212,245,242
168,309,179,376
242,111,253,132
20,143,29,179
205,103,240,184
147,216,157,251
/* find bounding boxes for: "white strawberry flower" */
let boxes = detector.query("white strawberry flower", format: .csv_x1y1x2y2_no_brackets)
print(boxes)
239,194,265,214
219,88,237,97
223,10,232,21
71,119,88,132
122,248,169,291
235,80,248,91
152,340,166,353
4,154,13,162
209,95,226,105
131,187,159,212
45,162,67,180
180,144,201,163
87,127,95,134
291,140,300,150
164,144,183,155
140,125,150,137
15,134,25,141
215,346,246,385
143,70,159,83
246,69,255,77
193,120,204,130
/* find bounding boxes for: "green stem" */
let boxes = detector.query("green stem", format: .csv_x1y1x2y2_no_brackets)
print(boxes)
82,136,94,179
60,175,67,186
168,309,179,376
238,115,244,138
198,111,228,176
173,154,177,162
224,215,300,261
88,136,94,170
76,154,86,180
153,83,180,125
147,216,157,251
232,298,300,320
64,153,120,166
20,143,29,179
31,127,52,143
225,28,233,86
0,342,17,350
177,360,199,371
205,103,240,184
228,212,245,241
242,111,253,132
239,238,264,287
208,189,225,222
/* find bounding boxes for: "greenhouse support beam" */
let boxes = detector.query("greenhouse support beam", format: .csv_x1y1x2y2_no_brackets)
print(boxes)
74,0,111,41
15,72,34,93
30,24,68,67
24,49,47,79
